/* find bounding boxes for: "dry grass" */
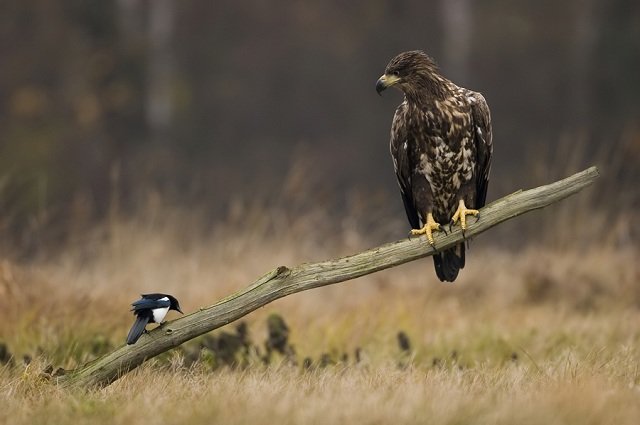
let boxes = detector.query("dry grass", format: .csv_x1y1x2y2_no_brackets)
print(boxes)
3,359,640,425
2,337,639,425
0,176,639,423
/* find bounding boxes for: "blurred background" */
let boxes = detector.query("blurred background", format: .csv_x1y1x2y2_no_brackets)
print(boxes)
0,0,638,256
0,1,639,377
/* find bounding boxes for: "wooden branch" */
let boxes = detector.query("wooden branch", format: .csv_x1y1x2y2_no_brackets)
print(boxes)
59,166,599,389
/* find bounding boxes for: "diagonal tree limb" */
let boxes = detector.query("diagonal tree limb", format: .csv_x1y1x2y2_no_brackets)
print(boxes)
59,166,599,389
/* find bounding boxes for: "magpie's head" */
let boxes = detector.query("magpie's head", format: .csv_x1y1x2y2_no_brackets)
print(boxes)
167,295,183,314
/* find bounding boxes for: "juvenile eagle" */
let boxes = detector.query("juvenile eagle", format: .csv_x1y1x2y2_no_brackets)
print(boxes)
376,51,492,282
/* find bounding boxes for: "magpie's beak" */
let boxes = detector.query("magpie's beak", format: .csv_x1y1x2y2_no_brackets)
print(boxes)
376,74,400,95
176,306,184,314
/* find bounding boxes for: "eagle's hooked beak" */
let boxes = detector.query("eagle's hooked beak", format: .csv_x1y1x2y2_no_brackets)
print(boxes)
376,74,400,95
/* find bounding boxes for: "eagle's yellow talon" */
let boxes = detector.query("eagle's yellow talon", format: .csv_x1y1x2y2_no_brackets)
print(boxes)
451,200,479,231
410,213,441,245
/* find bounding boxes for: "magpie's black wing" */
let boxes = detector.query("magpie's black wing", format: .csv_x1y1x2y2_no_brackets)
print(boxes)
126,316,150,345
131,296,171,312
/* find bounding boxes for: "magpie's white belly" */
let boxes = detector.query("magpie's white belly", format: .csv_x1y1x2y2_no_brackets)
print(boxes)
152,306,169,323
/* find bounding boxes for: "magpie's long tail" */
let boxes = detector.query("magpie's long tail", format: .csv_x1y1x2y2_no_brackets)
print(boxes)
432,243,465,282
126,316,150,345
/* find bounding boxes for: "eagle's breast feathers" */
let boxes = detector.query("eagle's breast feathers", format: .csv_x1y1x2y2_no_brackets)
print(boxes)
390,86,490,224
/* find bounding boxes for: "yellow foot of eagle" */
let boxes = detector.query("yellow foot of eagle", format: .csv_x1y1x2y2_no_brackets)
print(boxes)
450,200,479,233
410,213,442,246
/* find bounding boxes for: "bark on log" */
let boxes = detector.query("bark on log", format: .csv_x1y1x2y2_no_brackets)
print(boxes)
59,166,599,389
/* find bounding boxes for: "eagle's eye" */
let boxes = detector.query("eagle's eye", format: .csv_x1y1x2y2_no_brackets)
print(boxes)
391,70,400,77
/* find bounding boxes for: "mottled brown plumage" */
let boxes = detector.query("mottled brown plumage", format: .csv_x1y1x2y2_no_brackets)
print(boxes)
376,51,492,282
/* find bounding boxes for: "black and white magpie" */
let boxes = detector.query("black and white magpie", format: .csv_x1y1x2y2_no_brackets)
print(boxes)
126,293,183,345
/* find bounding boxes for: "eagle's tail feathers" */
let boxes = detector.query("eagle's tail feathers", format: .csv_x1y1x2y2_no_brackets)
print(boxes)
432,244,465,282
126,316,150,345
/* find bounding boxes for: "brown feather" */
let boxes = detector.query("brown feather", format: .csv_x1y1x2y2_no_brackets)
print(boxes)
383,51,493,282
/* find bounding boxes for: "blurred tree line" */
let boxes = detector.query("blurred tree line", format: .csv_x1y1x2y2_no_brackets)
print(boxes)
0,0,638,251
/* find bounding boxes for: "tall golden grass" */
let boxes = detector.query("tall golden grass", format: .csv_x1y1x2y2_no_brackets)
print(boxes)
0,135,638,424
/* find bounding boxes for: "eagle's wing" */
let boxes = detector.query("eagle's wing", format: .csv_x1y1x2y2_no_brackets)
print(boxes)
390,103,421,230
470,92,492,208
131,296,170,312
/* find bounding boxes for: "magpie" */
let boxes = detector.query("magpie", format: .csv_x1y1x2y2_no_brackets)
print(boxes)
126,293,183,345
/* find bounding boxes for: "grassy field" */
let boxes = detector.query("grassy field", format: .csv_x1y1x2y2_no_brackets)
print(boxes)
1,185,638,424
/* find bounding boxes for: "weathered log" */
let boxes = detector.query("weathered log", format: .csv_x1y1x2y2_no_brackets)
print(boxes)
59,166,599,389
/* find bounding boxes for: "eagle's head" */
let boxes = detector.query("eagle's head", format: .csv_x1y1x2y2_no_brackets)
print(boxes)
376,50,442,97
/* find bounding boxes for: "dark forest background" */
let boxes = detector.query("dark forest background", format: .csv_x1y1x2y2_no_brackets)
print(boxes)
0,0,638,254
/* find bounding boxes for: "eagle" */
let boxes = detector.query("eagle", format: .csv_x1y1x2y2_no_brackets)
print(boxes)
376,51,492,282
